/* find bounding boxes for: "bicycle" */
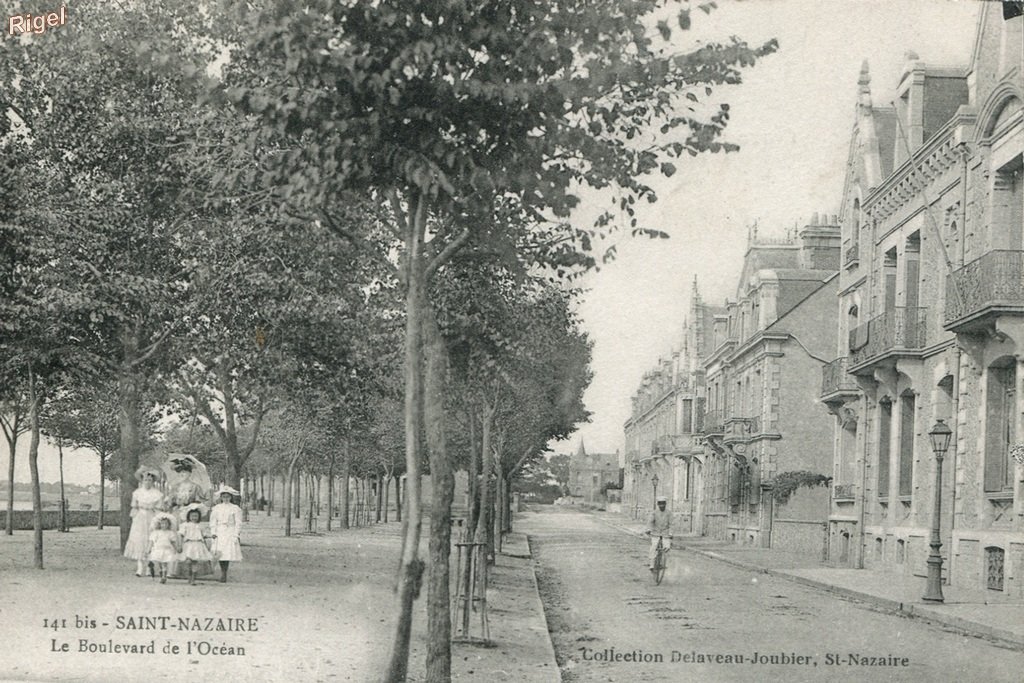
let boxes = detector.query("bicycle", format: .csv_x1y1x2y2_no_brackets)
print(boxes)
649,534,671,585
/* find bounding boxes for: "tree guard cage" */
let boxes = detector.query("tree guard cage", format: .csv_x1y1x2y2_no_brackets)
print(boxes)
451,539,490,646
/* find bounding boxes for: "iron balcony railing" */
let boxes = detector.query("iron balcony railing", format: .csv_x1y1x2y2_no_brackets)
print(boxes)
848,307,929,369
821,357,858,398
945,250,1024,328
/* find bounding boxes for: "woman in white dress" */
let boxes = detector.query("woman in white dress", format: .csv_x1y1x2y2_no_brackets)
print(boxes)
123,467,166,577
209,484,243,583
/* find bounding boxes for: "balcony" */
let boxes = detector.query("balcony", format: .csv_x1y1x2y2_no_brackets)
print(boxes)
700,409,725,435
844,242,859,267
821,357,859,401
651,434,697,456
945,250,1024,332
723,416,760,444
848,307,929,372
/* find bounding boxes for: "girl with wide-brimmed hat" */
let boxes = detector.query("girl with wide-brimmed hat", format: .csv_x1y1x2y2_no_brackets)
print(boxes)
178,503,213,585
147,512,180,584
124,466,166,577
208,484,244,583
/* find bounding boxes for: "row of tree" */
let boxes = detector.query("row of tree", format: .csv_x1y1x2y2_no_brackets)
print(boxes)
1,2,774,680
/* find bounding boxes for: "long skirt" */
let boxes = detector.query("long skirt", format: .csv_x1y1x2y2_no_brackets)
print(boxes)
123,510,155,560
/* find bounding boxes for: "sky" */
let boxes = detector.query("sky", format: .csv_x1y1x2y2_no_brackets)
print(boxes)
2,0,983,485
565,0,981,461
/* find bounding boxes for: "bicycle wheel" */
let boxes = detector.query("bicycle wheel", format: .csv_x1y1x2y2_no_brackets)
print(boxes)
652,545,666,585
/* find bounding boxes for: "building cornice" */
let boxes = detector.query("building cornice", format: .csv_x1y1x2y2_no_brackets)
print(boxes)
864,110,975,222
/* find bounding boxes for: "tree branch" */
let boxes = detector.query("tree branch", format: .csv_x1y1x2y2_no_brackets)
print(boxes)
387,189,410,238
320,209,399,275
240,401,267,463
425,226,471,281
128,327,173,369
195,393,227,442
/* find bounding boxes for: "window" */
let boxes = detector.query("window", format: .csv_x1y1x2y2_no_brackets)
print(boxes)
985,362,1016,493
840,419,857,485
898,392,916,497
992,155,1023,250
986,546,1005,591
878,399,893,498
883,248,898,312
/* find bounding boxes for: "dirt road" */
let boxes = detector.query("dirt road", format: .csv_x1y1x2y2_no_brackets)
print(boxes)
521,506,1022,683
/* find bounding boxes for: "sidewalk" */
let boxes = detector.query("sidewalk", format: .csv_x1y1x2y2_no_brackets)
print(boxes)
0,513,560,682
590,509,1024,651
457,530,561,682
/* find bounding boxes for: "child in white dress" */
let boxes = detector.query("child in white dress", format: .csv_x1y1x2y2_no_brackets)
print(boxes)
178,507,213,585
209,485,244,583
147,515,180,584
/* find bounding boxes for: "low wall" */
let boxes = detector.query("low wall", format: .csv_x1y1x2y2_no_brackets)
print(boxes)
4,510,114,531
772,518,826,559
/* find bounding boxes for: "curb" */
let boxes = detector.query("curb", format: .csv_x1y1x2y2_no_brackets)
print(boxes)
593,513,1024,652
521,534,563,683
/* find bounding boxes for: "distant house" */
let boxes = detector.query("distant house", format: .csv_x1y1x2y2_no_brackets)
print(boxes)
568,442,621,505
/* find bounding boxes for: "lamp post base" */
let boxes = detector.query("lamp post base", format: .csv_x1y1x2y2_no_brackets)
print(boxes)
922,553,944,603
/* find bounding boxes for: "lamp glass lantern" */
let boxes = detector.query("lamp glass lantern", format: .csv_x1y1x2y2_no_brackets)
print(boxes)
928,419,952,456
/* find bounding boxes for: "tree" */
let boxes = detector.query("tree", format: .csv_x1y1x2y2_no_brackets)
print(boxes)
0,146,31,536
41,383,135,530
186,1,775,677
548,454,572,494
0,397,29,535
1,3,215,550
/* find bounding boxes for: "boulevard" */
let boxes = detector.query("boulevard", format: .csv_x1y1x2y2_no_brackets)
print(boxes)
521,506,1023,683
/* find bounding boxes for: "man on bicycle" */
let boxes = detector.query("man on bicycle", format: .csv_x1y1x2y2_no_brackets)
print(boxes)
646,495,672,570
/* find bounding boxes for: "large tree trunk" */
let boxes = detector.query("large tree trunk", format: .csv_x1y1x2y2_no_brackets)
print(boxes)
279,474,286,517
58,441,67,533
307,474,316,532
466,409,480,540
3,411,20,535
477,401,495,563
383,191,427,683
459,408,481,625
241,474,249,522
117,351,142,552
495,465,505,554
505,478,513,533
486,491,496,564
376,473,384,522
27,368,43,569
97,451,106,530
284,453,300,537
4,440,13,535
218,363,243,489
340,445,350,529
327,451,336,531
394,475,402,523
423,299,454,681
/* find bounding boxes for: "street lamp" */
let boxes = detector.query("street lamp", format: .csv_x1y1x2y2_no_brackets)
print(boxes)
632,462,641,519
923,419,952,603
651,473,659,506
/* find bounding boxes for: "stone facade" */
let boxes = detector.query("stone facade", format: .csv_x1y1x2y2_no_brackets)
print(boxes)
700,219,840,552
824,5,1024,597
568,441,621,505
623,280,712,532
